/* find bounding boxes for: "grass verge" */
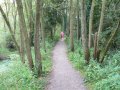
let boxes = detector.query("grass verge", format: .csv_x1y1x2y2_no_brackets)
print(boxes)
0,40,54,90
67,40,120,90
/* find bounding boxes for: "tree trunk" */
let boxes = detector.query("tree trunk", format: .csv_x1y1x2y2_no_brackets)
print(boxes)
88,0,95,48
100,20,120,63
16,0,34,71
28,0,34,46
81,0,90,64
96,0,106,60
70,0,74,52
0,5,19,51
66,0,70,36
12,1,17,35
41,0,46,52
77,0,81,41
62,0,67,33
19,23,25,64
34,0,42,77
93,32,98,60
97,0,106,45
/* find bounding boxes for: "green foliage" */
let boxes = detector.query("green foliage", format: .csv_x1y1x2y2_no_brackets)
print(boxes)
51,0,63,4
5,35,16,51
0,55,51,90
68,41,120,90
0,47,10,55
9,54,19,61
0,40,53,90
95,74,120,90
68,45,85,70
0,59,46,90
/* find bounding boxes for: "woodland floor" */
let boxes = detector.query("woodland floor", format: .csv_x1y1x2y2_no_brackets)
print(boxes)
45,40,87,90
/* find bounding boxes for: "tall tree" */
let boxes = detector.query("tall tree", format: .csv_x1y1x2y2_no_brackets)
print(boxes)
88,0,95,48
16,0,34,70
70,0,74,51
12,0,17,35
95,0,106,60
97,0,106,45
34,0,42,76
41,0,46,52
27,0,34,46
0,5,19,51
19,22,25,64
76,0,81,40
81,0,90,64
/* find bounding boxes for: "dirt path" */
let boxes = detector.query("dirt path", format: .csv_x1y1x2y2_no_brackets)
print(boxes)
45,40,87,90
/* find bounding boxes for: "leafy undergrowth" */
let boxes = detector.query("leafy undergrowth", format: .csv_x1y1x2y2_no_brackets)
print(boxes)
0,47,11,56
68,41,120,90
0,40,54,90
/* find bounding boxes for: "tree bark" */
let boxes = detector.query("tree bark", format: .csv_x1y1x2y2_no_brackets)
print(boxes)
34,0,42,77
88,0,95,48
93,32,98,60
97,0,106,46
97,0,106,47
41,0,46,52
77,0,81,41
28,0,34,46
81,0,90,64
16,0,34,71
19,23,25,64
96,0,106,60
70,0,74,52
12,1,17,35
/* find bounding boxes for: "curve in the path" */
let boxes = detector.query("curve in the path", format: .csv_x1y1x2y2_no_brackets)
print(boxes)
46,40,87,90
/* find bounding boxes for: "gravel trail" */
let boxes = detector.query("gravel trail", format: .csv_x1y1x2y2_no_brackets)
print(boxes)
45,40,87,90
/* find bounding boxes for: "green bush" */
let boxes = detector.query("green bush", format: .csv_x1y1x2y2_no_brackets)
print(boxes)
5,35,16,51
0,47,10,55
68,42,120,90
0,40,53,90
0,59,46,90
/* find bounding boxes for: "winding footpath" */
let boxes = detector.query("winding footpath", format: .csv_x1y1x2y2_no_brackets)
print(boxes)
45,40,87,90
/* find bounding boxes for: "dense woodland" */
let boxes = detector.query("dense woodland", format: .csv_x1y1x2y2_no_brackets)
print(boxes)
0,0,120,90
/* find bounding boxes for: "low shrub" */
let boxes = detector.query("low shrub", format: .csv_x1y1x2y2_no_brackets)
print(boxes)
68,42,120,90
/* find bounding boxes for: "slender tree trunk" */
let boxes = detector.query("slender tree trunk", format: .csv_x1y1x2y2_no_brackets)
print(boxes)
28,0,34,46
12,1,17,35
13,12,17,35
41,0,46,52
16,0,34,71
70,0,74,52
93,32,98,60
100,20,120,63
19,23,25,64
62,1,67,33
67,14,70,36
66,0,70,36
50,30,53,40
96,0,106,60
34,0,42,77
23,0,29,23
0,5,19,51
77,0,80,41
88,0,95,48
97,0,106,45
81,0,90,64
